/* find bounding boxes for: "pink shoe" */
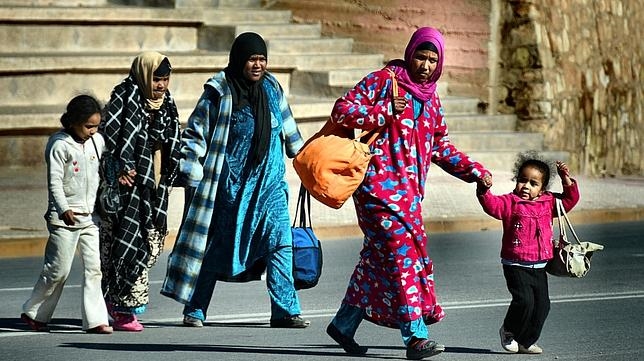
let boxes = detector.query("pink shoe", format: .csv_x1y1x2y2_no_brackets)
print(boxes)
20,313,49,332
112,313,143,332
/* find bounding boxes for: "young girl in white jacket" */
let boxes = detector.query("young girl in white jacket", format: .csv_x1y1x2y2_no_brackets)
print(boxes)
21,94,112,334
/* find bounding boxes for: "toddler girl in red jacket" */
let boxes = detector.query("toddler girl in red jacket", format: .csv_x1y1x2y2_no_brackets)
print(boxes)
476,153,579,354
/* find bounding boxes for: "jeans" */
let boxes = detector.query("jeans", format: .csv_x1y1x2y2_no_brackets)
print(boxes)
330,303,429,345
184,245,301,321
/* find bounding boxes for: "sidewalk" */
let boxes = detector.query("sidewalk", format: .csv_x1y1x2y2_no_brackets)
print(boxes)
1,165,643,258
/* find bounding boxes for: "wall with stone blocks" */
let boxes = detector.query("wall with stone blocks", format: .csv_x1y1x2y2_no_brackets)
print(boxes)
266,0,492,100
270,0,642,176
498,0,642,176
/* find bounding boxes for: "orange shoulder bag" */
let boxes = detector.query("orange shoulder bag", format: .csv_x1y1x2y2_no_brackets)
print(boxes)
293,69,398,209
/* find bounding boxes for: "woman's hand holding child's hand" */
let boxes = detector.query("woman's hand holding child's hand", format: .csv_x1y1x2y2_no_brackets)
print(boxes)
477,174,493,194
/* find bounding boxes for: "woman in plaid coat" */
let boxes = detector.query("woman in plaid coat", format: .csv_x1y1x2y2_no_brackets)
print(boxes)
162,32,309,329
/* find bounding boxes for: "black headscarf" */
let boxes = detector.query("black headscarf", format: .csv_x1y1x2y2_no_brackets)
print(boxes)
224,32,270,167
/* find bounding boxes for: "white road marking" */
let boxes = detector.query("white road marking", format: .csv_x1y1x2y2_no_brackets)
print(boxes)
2,290,643,338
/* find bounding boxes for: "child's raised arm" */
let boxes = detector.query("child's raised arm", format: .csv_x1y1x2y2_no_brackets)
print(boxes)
556,161,579,212
556,161,572,186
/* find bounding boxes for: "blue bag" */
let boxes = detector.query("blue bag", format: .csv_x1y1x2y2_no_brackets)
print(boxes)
292,185,323,290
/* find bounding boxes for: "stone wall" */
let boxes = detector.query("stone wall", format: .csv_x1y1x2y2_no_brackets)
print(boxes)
496,0,642,176
266,0,492,100
271,0,643,176
0,0,108,5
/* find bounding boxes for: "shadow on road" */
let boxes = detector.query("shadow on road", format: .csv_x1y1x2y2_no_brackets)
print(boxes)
59,342,403,359
0,317,84,333
58,341,504,358
145,320,273,328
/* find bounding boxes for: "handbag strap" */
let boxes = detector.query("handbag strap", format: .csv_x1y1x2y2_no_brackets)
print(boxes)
293,184,313,228
355,68,399,145
556,198,581,245
90,136,100,159
386,68,399,97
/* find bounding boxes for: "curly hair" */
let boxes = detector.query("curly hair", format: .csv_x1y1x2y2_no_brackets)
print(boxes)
60,94,102,129
512,150,556,190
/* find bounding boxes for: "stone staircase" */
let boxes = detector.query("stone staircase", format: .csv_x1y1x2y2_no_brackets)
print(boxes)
0,0,566,172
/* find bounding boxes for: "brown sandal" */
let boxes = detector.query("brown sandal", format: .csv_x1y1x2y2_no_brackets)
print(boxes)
86,324,113,334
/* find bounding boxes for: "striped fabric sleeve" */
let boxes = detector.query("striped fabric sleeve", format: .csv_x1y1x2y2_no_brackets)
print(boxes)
179,92,213,186
278,87,304,158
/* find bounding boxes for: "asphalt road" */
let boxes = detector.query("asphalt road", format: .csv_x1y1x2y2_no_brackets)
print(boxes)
0,221,643,361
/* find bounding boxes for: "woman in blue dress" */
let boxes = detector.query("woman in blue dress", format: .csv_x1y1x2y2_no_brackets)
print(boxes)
162,32,309,329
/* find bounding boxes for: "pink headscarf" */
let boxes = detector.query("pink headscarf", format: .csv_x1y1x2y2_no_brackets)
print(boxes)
386,27,445,102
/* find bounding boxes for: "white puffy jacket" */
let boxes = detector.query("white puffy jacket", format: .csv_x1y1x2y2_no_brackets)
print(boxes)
44,131,105,227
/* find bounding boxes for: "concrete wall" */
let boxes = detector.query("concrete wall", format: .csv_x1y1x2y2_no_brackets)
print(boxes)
497,0,643,176
266,0,492,100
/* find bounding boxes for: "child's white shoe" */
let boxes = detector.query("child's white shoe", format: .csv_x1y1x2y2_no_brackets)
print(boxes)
519,343,543,354
499,326,519,353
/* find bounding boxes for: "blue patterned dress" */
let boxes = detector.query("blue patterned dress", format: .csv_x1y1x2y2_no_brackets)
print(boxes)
162,72,304,318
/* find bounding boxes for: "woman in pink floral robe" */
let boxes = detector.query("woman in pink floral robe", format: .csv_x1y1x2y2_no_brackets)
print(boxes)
325,27,492,359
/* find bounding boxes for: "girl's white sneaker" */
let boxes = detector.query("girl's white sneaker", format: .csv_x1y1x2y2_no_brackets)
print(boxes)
519,344,543,354
499,326,519,353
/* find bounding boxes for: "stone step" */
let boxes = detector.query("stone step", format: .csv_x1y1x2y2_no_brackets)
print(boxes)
177,0,261,7
0,133,565,171
0,52,393,109
266,38,354,54
198,23,321,52
2,23,324,54
0,52,386,107
291,123,556,174
440,96,483,115
446,114,516,132
449,131,543,152
293,53,384,71
291,67,447,97
0,0,107,6
0,95,332,135
0,52,232,73
291,109,517,141
290,68,450,98
1,24,199,53
199,8,293,25
235,23,321,38
198,23,323,52
0,70,293,108
0,52,384,74
288,95,492,131
290,68,372,97
455,151,571,171
0,6,292,25
0,93,492,135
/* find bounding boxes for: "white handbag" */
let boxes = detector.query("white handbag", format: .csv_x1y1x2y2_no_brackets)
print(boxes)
545,199,604,278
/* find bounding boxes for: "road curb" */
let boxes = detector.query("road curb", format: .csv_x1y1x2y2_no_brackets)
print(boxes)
1,207,642,259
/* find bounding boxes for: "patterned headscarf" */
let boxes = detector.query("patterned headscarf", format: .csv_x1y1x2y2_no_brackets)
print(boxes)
130,51,171,110
386,27,445,102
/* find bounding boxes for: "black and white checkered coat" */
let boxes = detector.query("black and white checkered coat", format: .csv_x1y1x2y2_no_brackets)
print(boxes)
100,75,181,297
